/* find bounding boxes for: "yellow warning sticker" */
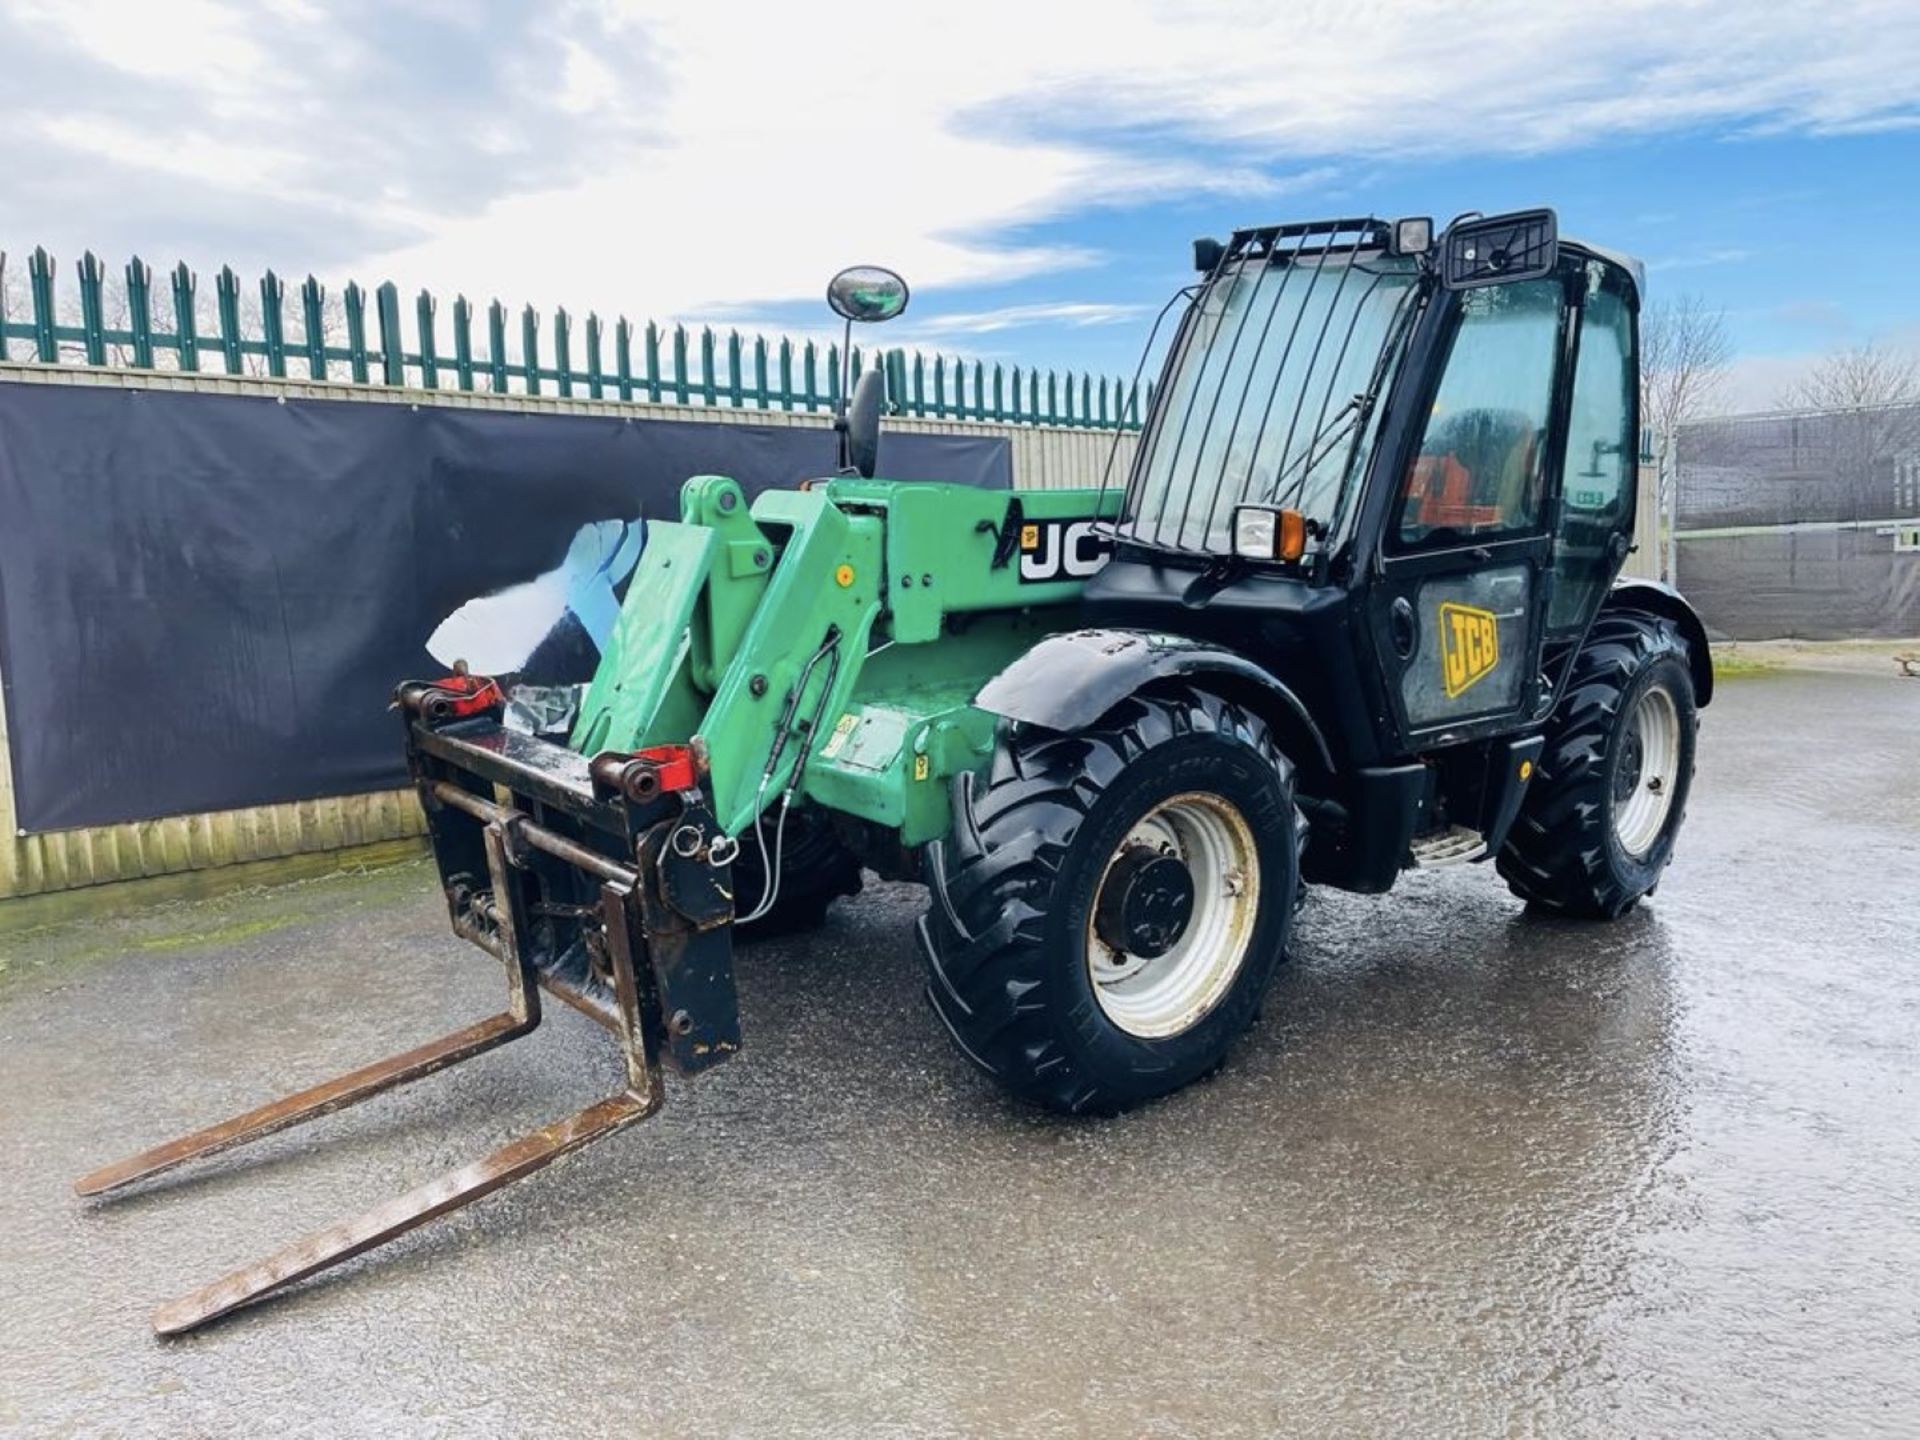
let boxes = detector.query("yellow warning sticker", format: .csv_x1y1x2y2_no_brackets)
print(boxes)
913,754,931,781
820,712,859,760
1439,602,1499,698
1019,523,1040,550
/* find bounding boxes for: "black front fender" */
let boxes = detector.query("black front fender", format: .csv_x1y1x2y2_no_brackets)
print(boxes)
975,628,1335,774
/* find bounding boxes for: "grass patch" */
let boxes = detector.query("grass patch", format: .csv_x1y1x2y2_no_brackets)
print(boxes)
1712,652,1784,680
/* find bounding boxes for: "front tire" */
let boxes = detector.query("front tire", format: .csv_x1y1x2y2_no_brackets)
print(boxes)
1497,613,1698,918
919,686,1304,1115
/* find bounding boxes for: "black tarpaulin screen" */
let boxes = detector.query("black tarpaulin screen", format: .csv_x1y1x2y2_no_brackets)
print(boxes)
0,383,1010,832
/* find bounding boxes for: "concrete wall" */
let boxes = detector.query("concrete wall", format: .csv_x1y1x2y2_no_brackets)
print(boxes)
0,363,1134,902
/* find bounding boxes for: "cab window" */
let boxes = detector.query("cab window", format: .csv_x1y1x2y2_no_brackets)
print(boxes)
1394,278,1564,550
1548,262,1637,631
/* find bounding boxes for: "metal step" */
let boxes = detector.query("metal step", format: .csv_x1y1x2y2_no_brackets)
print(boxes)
1409,824,1487,869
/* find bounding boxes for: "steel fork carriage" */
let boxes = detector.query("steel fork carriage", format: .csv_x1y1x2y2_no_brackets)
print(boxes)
74,674,743,1336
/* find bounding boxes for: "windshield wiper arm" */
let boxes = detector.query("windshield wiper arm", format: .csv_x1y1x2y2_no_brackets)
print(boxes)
1257,394,1366,508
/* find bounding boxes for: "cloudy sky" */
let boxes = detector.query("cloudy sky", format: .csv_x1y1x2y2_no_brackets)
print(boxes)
2,0,1918,411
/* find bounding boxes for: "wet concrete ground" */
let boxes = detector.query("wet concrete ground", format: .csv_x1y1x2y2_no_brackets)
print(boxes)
2,668,1917,1437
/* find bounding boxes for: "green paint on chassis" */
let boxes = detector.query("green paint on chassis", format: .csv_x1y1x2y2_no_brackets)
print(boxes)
573,473,1119,846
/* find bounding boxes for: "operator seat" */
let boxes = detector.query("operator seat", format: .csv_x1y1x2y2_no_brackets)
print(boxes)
1403,407,1540,538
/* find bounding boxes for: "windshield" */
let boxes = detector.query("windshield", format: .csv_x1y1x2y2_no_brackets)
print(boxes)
1123,245,1422,557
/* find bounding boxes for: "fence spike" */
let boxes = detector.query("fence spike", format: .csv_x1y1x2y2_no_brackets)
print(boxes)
342,281,369,383
802,339,818,412
260,269,287,378
615,317,634,401
645,320,662,402
375,281,404,386
29,247,58,362
127,257,155,369
992,363,1004,422
585,312,604,400
726,328,742,407
173,261,201,373
298,275,325,379
521,304,541,395
416,289,439,389
671,324,688,404
973,360,986,422
910,351,923,416
883,349,901,415
553,307,572,397
78,251,106,366
487,299,509,393
827,342,842,411
779,337,794,411
933,354,946,418
753,334,768,410
452,295,475,392
216,265,244,375
700,326,716,406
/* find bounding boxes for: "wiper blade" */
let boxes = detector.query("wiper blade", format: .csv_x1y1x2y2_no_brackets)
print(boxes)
1258,394,1366,507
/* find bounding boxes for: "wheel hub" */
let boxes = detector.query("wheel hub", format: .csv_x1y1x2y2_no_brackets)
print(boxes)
1085,792,1263,1040
1611,684,1682,857
1094,845,1195,959
1613,727,1644,805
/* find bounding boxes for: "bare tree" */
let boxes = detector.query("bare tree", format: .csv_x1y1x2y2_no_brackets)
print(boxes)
290,285,349,382
1780,342,1920,520
1640,294,1732,580
49,267,138,366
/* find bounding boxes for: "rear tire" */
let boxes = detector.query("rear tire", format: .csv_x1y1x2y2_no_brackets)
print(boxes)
919,686,1304,1115
1497,613,1698,918
731,804,863,938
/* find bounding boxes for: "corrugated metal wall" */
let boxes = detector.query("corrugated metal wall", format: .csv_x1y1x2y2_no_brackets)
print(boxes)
0,364,1135,900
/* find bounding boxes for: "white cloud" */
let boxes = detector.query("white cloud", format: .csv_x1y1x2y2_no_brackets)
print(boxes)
557,37,620,116
1716,352,1825,414
35,114,301,193
1718,321,1920,413
917,302,1150,336
6,0,1919,326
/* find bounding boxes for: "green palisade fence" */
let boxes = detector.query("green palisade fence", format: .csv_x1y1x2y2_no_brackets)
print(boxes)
0,247,1147,430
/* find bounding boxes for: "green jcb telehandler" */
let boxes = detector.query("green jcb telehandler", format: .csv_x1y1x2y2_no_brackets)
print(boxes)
82,212,1712,1335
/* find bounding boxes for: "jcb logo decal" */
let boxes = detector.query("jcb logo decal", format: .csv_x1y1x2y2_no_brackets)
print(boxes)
1439,602,1499,698
1019,518,1111,584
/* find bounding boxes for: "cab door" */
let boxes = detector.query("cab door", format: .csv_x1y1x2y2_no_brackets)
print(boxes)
1369,275,1573,744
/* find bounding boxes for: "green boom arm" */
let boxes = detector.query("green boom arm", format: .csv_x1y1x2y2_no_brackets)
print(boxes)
571,474,1119,846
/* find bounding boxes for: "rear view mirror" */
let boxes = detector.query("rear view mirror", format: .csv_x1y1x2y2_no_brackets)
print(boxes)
1441,209,1557,289
827,266,910,323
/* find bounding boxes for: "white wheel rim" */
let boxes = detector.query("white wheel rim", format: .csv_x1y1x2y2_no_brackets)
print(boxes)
1085,791,1261,1039
1612,685,1681,858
